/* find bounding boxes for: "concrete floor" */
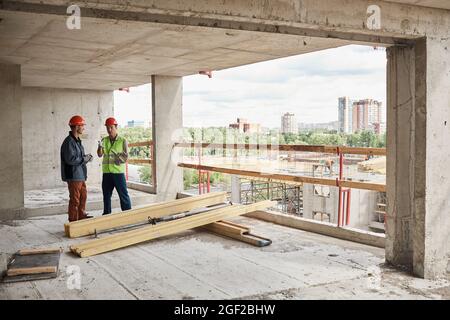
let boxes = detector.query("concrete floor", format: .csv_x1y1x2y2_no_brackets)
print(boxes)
0,212,448,300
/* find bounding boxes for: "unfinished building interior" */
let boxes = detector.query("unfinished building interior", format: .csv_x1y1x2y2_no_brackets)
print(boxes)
0,0,449,299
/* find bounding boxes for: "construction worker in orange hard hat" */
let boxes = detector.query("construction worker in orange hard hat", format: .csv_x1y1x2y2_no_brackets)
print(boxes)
60,115,93,222
97,117,132,215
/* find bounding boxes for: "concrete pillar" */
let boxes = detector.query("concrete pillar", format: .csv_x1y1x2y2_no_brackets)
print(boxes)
151,75,183,201
230,175,241,204
0,63,24,217
387,37,450,279
386,45,415,268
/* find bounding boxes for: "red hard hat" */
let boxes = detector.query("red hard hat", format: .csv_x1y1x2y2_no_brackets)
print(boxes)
105,117,118,126
69,115,85,126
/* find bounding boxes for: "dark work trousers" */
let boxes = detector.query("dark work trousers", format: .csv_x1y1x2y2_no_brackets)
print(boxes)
102,173,132,214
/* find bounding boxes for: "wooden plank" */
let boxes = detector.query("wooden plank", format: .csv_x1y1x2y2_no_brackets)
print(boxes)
128,141,153,147
18,248,63,255
203,221,272,247
65,192,228,238
127,158,152,165
175,142,337,153
7,266,57,276
339,146,386,156
179,162,339,186
339,180,386,192
70,201,275,257
2,272,58,283
5,251,61,280
178,162,386,192
174,142,386,156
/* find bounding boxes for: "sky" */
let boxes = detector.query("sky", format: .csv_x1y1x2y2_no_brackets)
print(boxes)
113,44,387,129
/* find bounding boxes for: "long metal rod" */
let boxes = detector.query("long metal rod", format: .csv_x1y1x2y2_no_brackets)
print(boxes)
93,202,231,237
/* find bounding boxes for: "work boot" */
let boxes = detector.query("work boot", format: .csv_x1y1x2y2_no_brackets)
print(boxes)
78,213,93,220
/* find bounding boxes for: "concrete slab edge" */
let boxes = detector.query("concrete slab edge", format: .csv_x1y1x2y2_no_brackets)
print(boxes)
245,210,385,248
0,195,155,220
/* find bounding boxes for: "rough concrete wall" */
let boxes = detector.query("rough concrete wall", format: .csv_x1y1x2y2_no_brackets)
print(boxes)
420,37,450,279
387,36,450,279
386,45,416,268
302,184,338,223
152,75,183,201
21,87,113,190
303,184,376,229
0,64,24,211
348,190,377,230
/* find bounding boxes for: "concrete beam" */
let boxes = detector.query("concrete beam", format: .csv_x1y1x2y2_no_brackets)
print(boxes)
0,63,24,217
2,0,449,42
151,75,183,201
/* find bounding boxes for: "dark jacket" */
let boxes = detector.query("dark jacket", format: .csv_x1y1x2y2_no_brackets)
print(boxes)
60,132,87,182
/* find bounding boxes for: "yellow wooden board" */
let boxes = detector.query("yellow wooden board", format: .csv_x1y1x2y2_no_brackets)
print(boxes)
70,200,275,257
65,191,228,238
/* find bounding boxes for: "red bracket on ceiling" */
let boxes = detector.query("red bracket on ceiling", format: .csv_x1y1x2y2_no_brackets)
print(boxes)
199,70,213,78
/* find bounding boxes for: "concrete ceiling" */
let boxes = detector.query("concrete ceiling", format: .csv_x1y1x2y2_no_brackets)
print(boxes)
0,11,351,91
384,0,450,10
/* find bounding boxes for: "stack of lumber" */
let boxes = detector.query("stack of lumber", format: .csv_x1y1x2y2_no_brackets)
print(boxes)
65,192,275,258
358,156,386,174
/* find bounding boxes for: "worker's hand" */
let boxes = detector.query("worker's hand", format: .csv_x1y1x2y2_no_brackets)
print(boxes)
114,157,121,165
97,140,102,149
83,154,93,164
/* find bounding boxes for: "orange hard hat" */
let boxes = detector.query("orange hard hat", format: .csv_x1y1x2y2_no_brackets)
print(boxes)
105,117,118,126
69,115,85,126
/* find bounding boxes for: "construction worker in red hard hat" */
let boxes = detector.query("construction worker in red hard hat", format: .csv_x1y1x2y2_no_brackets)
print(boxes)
97,117,132,215
60,115,93,222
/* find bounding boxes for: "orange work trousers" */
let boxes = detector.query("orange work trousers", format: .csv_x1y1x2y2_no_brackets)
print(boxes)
67,181,87,222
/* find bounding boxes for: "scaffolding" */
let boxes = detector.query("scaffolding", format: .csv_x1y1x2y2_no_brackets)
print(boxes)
239,178,303,216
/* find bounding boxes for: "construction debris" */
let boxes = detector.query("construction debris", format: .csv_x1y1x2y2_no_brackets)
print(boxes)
202,220,272,247
2,248,62,283
358,156,386,174
70,200,275,257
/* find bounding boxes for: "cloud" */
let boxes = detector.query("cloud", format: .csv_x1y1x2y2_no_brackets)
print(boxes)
114,44,387,129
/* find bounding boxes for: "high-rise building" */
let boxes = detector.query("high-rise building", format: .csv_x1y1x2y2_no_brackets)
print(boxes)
338,97,354,133
352,99,384,133
281,112,297,134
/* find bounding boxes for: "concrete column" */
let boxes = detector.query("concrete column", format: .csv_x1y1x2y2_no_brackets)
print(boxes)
151,75,183,201
0,63,24,217
387,37,450,279
230,175,241,203
386,45,415,268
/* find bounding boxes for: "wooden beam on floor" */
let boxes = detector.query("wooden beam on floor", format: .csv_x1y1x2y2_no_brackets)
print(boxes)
64,191,228,238
70,200,275,257
7,266,57,276
18,248,63,255
202,220,272,247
